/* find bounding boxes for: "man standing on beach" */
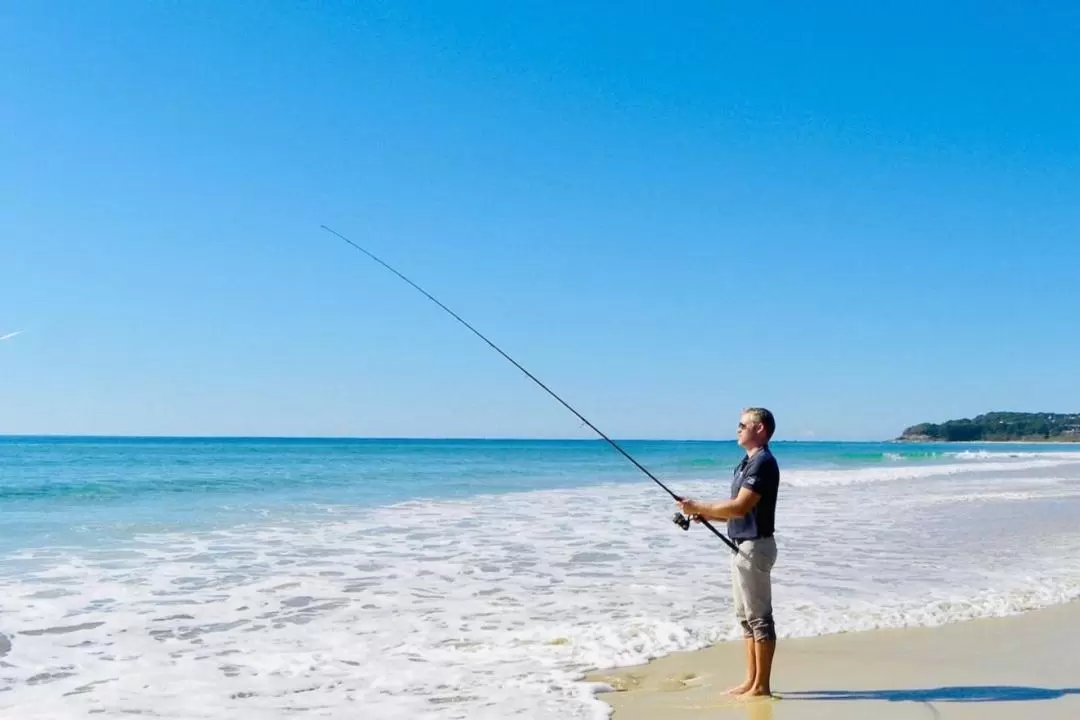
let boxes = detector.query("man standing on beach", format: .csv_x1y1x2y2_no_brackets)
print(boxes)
677,407,780,697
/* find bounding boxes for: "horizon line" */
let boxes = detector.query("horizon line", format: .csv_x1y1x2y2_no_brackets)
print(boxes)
0,432,897,443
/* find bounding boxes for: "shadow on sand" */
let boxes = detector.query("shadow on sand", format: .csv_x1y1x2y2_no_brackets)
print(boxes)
781,685,1080,703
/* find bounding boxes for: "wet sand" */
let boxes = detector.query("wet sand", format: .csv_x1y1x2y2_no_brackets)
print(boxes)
587,601,1080,719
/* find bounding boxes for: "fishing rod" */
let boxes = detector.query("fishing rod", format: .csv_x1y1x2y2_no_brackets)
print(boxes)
321,224,741,554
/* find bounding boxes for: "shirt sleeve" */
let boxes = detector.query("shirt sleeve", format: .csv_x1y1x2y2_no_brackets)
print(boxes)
740,455,777,494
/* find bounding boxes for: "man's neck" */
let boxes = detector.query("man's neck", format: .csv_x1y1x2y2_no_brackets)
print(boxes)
745,444,765,459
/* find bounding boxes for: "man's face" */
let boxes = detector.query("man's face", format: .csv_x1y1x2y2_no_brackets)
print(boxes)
737,413,761,448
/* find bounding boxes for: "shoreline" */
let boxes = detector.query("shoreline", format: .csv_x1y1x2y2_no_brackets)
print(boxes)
586,601,1080,718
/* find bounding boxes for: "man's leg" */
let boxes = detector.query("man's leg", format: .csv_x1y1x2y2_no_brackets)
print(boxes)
750,638,776,696
743,539,778,696
725,638,756,695
739,637,757,692
727,551,756,695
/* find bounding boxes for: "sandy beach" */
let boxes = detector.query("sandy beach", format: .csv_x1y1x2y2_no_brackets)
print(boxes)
588,601,1080,719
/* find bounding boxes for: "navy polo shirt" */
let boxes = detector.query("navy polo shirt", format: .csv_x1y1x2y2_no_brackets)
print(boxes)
727,446,779,541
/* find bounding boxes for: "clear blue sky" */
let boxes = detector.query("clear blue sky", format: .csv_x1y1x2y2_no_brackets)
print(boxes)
2,2,1077,440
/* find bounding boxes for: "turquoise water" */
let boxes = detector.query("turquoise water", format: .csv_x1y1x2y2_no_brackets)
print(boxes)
0,435,1015,550
4,436,1080,719
0,435,1021,502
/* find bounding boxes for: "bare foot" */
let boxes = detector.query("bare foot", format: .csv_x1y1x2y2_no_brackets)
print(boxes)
725,682,754,695
743,686,772,697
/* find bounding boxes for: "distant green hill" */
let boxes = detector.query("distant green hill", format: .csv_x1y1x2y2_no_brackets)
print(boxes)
898,412,1080,442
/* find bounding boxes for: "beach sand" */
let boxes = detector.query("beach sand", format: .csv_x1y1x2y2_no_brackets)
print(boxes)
587,601,1080,719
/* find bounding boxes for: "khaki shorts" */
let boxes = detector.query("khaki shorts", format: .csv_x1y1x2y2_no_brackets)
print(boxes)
731,536,777,641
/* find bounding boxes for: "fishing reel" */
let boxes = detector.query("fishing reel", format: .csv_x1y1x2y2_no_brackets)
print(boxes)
672,512,692,531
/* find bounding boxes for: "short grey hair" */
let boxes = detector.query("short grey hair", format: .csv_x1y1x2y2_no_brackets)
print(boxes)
744,407,776,440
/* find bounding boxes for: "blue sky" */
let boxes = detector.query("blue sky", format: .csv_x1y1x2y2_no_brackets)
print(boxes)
1,2,1077,440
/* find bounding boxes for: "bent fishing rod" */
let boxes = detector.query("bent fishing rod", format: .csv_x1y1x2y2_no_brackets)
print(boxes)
321,224,741,555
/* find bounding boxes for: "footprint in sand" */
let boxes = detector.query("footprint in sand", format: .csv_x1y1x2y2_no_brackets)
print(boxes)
657,672,705,692
594,672,646,692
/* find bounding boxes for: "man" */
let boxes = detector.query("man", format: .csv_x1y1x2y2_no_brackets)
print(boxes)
677,407,779,697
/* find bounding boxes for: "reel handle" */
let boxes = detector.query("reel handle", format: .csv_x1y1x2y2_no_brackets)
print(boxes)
672,512,691,531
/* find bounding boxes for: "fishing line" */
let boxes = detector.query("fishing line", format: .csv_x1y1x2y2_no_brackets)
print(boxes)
321,224,740,554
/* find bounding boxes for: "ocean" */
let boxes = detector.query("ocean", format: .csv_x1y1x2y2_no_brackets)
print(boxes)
2,436,1080,719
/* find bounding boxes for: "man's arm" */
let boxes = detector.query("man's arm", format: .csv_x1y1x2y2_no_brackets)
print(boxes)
683,487,761,522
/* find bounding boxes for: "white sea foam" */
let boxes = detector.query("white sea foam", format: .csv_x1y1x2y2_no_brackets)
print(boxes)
905,486,1080,506
783,452,1080,487
2,452,1080,718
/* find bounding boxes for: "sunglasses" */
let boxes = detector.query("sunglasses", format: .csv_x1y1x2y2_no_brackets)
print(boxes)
738,421,754,430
